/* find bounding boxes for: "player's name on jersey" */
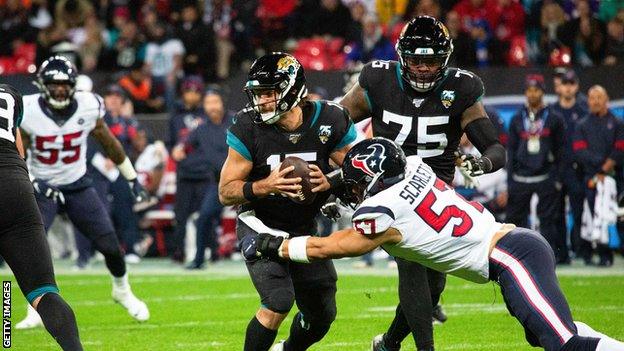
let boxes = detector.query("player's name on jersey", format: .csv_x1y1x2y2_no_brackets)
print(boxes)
399,163,434,204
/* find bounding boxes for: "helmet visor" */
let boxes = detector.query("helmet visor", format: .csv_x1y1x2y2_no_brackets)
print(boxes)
400,54,447,91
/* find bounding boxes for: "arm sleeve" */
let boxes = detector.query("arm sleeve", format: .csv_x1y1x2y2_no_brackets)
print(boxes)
352,205,396,235
225,111,253,161
464,117,506,172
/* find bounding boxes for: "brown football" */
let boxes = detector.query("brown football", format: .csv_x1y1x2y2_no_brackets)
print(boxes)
280,156,317,205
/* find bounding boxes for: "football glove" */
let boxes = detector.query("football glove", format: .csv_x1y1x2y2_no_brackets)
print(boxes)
129,178,150,203
457,154,491,177
256,233,284,260
33,179,65,204
321,202,341,221
240,234,259,261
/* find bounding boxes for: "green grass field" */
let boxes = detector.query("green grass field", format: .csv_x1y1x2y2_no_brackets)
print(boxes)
3,258,624,350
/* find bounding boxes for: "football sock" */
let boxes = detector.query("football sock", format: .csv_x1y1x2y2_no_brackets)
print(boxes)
244,316,277,351
384,305,409,349
112,273,130,290
284,312,332,351
36,293,83,351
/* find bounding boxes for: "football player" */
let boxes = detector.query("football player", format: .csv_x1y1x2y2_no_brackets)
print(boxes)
249,137,624,351
338,16,506,351
16,56,149,328
0,83,83,350
218,53,356,351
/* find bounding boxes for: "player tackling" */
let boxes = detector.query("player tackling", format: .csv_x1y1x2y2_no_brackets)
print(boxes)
16,56,149,328
246,137,624,351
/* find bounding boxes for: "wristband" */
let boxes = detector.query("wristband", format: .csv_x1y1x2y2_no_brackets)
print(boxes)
243,181,258,202
287,236,310,263
118,157,138,180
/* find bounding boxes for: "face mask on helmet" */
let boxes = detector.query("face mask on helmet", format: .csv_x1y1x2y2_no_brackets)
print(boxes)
398,54,450,92
396,16,453,92
244,53,307,125
36,57,77,110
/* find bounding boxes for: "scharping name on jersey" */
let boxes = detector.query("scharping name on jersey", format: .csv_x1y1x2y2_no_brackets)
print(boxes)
21,92,105,186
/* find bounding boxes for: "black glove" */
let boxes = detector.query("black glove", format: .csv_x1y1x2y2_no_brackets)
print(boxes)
240,234,259,261
321,202,341,221
256,233,284,260
33,179,65,204
457,154,491,176
128,178,150,203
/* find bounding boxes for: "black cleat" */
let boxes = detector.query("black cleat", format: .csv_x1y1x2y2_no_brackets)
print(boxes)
432,304,447,324
371,334,400,351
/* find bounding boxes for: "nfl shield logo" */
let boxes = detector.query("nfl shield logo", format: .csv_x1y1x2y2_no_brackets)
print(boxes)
319,125,332,144
441,90,455,109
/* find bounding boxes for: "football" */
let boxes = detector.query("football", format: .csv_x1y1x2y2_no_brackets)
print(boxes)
280,156,317,205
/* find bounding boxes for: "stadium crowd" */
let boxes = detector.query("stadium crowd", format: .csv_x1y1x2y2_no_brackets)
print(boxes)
1,0,623,271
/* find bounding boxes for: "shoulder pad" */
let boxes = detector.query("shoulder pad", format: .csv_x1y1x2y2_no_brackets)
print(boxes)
352,203,396,235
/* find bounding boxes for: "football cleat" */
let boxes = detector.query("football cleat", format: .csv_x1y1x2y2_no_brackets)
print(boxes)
112,286,150,322
15,304,43,329
371,334,400,351
270,340,285,351
432,304,447,324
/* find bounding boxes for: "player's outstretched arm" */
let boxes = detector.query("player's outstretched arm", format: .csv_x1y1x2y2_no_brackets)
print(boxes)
253,228,401,262
218,147,302,206
339,82,371,123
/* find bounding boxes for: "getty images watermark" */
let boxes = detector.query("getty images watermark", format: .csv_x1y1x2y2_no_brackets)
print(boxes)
2,281,10,348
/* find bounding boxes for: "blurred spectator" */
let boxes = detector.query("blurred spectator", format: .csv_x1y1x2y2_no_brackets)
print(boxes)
598,0,624,22
308,0,354,38
604,17,624,65
229,0,258,68
346,14,396,64
491,0,525,65
376,0,409,26
471,18,494,67
99,21,146,72
167,75,206,150
553,67,588,106
28,0,53,31
574,85,624,266
550,69,588,264
103,84,146,263
452,0,499,34
118,60,163,113
557,0,607,66
183,88,232,269
176,3,217,81
256,0,297,51
79,16,104,72
54,0,94,30
144,21,185,112
104,6,131,49
446,10,478,67
136,140,169,198
0,0,38,56
506,74,566,262
345,1,367,44
204,0,235,80
534,2,567,64
411,0,442,19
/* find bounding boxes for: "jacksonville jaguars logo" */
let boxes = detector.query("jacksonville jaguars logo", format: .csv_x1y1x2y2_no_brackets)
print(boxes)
318,125,332,144
351,143,386,176
277,56,300,75
441,90,455,109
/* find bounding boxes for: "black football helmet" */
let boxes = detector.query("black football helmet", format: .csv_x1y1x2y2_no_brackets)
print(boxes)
341,137,407,207
36,56,78,110
244,52,307,124
396,16,453,92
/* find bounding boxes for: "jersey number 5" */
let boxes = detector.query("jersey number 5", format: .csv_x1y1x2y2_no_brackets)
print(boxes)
35,131,83,165
415,179,484,237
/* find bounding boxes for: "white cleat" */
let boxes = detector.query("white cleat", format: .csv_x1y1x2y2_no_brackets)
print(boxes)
112,287,150,322
270,340,285,351
15,304,43,329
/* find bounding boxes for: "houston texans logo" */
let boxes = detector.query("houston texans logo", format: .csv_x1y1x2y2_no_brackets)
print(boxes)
351,144,386,176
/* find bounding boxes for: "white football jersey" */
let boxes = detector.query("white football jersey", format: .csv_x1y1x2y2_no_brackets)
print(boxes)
352,156,503,283
21,92,105,186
